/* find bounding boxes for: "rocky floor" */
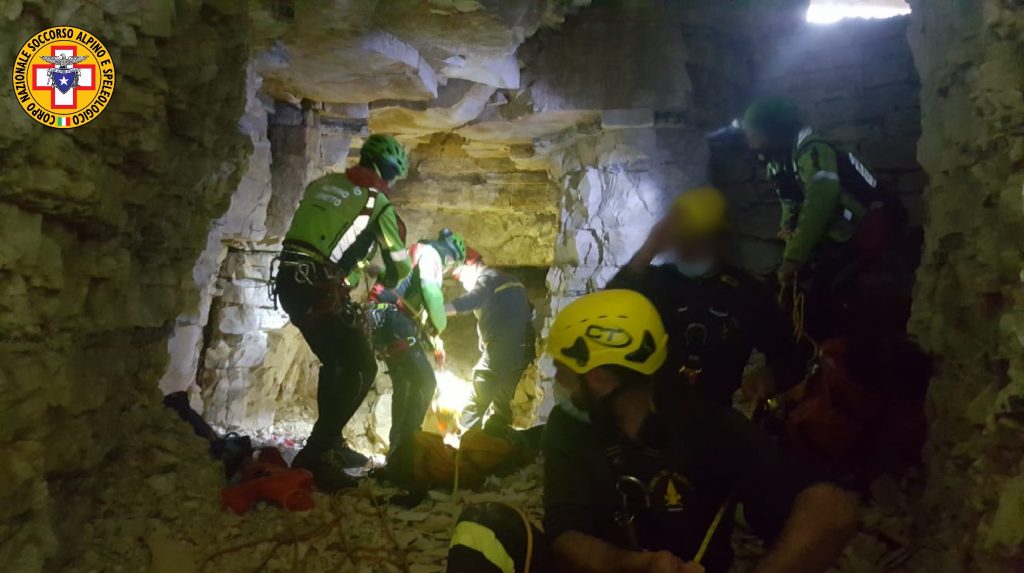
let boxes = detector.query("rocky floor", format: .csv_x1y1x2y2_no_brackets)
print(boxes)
52,403,922,573
53,405,543,573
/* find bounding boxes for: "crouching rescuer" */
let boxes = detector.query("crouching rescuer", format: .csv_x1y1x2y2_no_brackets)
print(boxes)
538,290,856,573
446,248,537,433
272,134,411,491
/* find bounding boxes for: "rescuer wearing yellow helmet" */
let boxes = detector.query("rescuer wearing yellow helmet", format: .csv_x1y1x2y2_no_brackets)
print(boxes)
503,289,856,573
606,186,801,406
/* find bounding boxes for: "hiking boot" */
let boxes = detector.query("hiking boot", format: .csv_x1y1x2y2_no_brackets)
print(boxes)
291,446,360,493
336,444,370,468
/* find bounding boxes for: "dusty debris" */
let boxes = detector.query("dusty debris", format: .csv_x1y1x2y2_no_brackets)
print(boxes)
56,405,544,573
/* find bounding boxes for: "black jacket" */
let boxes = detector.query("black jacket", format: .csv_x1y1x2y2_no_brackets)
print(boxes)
608,264,800,406
451,267,534,350
542,384,816,573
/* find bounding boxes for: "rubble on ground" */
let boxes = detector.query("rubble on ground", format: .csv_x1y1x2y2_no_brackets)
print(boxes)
56,404,544,573
56,400,925,573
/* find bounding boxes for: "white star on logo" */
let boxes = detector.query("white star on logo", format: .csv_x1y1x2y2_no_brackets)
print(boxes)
59,77,69,86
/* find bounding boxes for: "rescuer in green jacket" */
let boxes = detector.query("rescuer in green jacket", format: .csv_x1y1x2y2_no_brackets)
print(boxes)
273,134,412,491
743,97,904,339
370,229,468,472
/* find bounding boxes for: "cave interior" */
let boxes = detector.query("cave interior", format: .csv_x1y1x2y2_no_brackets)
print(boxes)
2,0,1023,571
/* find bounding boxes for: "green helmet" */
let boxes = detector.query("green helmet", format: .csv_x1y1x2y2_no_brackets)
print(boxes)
438,228,467,264
360,134,409,179
742,97,801,138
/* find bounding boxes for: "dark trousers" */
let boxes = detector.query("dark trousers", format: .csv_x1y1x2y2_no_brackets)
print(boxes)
373,309,437,455
276,267,377,454
800,241,861,342
461,340,532,430
447,502,549,573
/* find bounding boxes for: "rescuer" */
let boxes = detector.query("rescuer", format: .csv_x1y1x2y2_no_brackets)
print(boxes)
609,186,801,407
272,134,411,491
447,290,858,573
742,97,906,339
446,248,537,432
371,228,468,468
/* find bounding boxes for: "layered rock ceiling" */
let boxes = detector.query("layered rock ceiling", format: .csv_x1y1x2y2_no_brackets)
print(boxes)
1,0,1023,571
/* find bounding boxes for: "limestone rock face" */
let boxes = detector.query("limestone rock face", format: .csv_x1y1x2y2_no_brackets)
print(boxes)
253,0,589,103
905,0,1024,569
391,134,559,266
181,0,594,444
0,2,251,569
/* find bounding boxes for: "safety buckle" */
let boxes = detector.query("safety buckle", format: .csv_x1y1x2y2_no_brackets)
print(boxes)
679,364,703,386
615,475,650,551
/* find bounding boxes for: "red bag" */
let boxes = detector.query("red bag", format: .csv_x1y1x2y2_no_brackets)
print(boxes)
784,338,929,476
220,448,316,514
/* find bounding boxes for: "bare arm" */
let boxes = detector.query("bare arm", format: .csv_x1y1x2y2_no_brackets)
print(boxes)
753,483,859,573
552,531,702,573
626,216,672,271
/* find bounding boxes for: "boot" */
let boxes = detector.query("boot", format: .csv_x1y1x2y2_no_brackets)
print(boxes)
291,445,360,492
336,443,370,468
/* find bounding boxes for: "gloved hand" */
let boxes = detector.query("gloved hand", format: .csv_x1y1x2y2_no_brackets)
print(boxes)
432,336,447,369
777,259,802,284
363,263,384,281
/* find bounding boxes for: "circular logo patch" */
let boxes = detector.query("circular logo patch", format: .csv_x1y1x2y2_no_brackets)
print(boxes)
12,26,115,129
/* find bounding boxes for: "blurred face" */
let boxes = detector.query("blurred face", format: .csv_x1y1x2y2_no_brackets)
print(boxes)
456,262,482,292
554,362,619,412
671,233,719,265
745,128,770,151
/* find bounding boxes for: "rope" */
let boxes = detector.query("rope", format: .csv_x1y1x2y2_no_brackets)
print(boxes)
693,496,733,565
509,505,535,573
452,445,463,519
199,488,410,573
791,278,819,359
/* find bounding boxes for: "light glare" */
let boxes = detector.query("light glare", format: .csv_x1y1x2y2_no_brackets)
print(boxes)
806,4,910,24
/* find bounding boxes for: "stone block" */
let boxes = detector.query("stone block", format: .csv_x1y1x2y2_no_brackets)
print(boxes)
863,53,915,88
601,109,655,130
441,53,521,89
139,0,175,37
858,135,921,170
0,204,41,271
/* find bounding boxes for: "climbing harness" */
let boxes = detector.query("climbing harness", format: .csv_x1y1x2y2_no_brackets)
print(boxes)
270,247,362,327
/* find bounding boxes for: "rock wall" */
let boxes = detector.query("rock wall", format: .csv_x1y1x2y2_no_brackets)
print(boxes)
712,15,926,275
905,1,1024,570
392,133,559,266
182,1,591,450
503,1,807,416
0,2,252,570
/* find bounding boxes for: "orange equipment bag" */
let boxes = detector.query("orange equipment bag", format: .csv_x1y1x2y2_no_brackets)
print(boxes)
409,429,536,490
785,339,877,473
784,338,929,477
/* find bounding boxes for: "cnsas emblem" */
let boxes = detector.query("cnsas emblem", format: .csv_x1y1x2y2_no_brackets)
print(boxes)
12,26,115,129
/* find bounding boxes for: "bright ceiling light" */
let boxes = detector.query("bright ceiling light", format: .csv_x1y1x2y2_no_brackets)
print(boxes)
807,2,910,24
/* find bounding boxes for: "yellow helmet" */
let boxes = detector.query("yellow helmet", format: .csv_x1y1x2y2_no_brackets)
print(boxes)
547,290,668,375
671,186,728,238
